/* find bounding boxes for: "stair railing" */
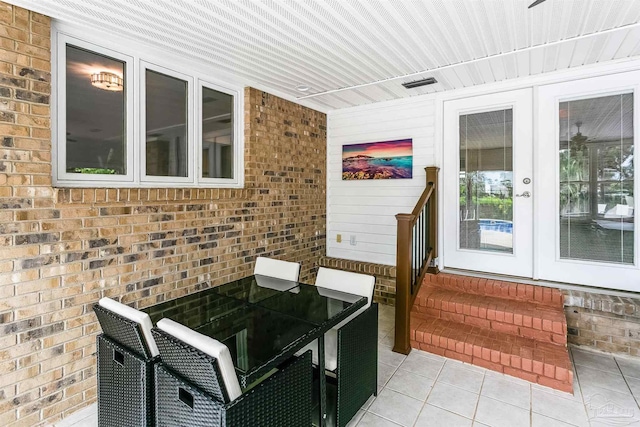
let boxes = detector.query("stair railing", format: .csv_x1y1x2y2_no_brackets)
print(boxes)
393,166,439,354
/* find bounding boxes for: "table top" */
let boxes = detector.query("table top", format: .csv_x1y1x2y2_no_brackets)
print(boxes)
144,274,366,387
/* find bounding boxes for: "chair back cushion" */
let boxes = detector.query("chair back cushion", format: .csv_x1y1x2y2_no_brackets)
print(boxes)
315,267,375,308
254,256,300,281
98,297,159,357
157,318,242,401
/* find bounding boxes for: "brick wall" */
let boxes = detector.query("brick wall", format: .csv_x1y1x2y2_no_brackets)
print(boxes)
564,290,640,356
0,3,327,425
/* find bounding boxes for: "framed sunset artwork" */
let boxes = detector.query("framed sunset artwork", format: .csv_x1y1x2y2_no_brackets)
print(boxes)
342,138,413,180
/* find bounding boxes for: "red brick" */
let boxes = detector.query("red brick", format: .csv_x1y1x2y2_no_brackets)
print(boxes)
533,360,544,375
504,312,514,324
465,316,491,329
552,334,567,345
500,352,511,366
522,358,533,372
513,313,523,326
532,318,542,330
542,319,553,332
473,345,482,358
511,355,522,370
419,343,446,356
482,348,491,361
555,367,570,382
523,315,533,328
504,366,538,383
441,312,465,323
446,350,472,364
487,309,496,321
470,305,479,317
473,357,504,373
463,342,473,356
525,285,535,300
490,350,501,363
537,376,573,393
463,303,471,316
543,363,555,379
491,322,519,335
552,321,564,334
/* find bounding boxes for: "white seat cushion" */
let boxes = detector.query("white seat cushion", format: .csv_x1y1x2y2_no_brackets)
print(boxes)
315,267,375,308
157,318,242,401
254,256,300,281
99,297,159,358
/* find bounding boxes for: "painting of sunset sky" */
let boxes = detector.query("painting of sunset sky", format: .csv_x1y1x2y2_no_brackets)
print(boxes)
342,139,413,180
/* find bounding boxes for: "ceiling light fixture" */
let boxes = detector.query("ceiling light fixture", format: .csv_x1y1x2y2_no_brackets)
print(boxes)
402,77,437,89
90,71,123,91
295,84,310,92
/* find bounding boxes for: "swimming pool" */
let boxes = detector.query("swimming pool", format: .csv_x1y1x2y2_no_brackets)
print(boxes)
478,219,513,234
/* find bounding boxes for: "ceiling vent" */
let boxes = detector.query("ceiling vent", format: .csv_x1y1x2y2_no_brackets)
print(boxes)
402,77,437,89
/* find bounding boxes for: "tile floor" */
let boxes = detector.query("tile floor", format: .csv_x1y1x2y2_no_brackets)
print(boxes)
55,304,640,427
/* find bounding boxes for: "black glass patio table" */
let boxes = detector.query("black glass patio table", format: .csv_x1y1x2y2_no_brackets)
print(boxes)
145,274,367,427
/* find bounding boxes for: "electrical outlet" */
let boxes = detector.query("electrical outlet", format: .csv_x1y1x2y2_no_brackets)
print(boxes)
349,235,356,246
336,234,342,243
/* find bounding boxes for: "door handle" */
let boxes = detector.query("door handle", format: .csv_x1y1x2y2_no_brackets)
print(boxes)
515,191,531,198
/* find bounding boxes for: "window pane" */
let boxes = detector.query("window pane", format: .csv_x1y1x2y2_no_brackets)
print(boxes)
459,109,513,253
201,87,234,179
559,93,634,264
145,70,188,177
66,45,126,175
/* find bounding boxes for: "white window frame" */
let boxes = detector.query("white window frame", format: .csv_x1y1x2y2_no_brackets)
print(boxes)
198,80,242,185
54,34,136,185
52,23,244,188
141,62,195,185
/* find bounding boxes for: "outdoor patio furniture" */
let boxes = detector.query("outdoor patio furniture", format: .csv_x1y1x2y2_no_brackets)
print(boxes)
143,274,368,427
298,267,378,427
94,297,160,427
253,256,301,281
152,318,312,427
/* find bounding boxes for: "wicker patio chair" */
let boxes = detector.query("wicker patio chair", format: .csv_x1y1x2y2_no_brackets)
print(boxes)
254,256,301,281
300,267,378,427
152,318,312,427
94,297,160,427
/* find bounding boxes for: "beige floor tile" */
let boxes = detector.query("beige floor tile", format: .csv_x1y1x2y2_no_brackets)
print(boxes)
367,388,423,427
427,382,479,419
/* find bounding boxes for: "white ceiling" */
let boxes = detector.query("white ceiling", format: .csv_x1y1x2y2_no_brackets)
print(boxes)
8,0,640,111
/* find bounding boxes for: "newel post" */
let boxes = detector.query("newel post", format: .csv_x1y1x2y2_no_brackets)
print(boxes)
393,213,414,355
426,166,440,273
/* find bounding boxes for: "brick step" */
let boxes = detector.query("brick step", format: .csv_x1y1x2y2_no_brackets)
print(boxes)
410,312,573,392
424,273,564,309
413,285,567,345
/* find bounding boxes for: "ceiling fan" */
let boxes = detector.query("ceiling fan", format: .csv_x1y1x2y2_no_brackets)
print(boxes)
528,0,547,8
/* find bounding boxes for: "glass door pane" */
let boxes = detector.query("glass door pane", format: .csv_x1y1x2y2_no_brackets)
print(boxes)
558,93,634,264
459,109,514,253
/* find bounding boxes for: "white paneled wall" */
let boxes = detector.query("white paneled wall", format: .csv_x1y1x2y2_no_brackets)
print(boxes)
327,97,438,265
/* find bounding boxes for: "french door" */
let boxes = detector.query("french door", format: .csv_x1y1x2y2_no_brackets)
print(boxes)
537,72,639,291
443,89,533,277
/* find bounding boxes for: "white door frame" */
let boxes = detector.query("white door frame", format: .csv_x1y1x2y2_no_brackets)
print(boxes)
536,71,640,292
443,88,534,277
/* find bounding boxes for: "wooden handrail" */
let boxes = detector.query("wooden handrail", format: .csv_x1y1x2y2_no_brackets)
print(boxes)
393,166,439,355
